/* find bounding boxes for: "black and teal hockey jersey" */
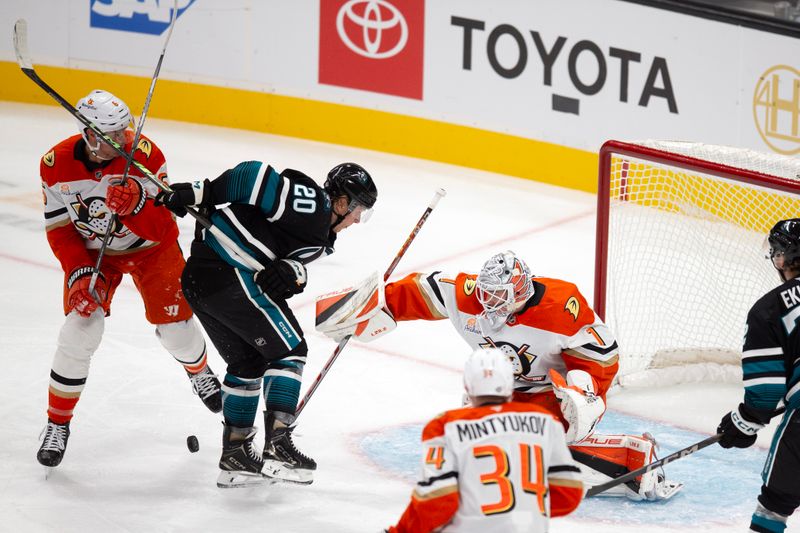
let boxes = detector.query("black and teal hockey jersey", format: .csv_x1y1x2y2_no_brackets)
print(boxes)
741,277,800,418
198,161,335,271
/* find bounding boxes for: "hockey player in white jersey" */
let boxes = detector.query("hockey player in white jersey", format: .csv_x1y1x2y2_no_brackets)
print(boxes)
386,348,583,532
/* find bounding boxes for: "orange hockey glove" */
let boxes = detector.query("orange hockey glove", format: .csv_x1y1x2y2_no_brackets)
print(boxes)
106,177,145,216
67,267,107,317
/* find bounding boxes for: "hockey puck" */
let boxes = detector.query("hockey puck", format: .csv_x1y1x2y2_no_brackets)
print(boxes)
187,435,199,453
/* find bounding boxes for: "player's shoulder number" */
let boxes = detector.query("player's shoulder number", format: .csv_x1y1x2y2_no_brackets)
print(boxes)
292,183,317,214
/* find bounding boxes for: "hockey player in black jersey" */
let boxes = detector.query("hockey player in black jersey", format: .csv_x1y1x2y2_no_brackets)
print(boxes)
156,161,377,488
716,219,800,533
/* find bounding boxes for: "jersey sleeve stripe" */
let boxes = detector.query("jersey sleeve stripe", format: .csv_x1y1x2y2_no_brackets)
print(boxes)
412,483,458,501
415,274,448,319
548,465,581,474
266,175,290,222
44,207,68,220
548,477,584,489
425,272,445,307
563,347,619,366
218,209,278,263
247,162,268,206
417,471,458,487
744,347,784,357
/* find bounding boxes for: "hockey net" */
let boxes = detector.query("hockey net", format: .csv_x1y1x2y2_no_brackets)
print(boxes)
595,140,800,387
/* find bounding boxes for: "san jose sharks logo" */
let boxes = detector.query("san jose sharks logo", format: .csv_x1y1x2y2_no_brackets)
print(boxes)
70,194,128,240
479,338,543,382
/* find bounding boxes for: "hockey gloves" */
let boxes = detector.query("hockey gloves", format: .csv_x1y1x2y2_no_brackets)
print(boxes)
255,259,307,300
66,267,107,317
717,403,766,449
550,368,605,444
106,177,145,216
154,180,209,217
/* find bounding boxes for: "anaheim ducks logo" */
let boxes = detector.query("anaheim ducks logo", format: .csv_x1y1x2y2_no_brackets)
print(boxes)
70,193,128,240
463,278,476,296
42,150,55,167
479,338,542,382
136,138,152,158
565,296,580,321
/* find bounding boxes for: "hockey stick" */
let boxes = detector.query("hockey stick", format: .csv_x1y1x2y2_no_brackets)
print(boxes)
586,434,721,497
13,19,263,272
87,0,179,298
294,188,447,418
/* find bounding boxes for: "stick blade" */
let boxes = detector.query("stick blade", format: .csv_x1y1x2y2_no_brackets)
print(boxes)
13,19,33,70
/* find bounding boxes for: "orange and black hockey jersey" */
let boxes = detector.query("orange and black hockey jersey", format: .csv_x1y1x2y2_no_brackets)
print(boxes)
385,272,619,398
40,133,177,275
388,401,584,533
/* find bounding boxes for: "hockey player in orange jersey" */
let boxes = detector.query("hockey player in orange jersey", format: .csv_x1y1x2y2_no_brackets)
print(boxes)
35,89,222,469
317,251,681,501
386,348,583,533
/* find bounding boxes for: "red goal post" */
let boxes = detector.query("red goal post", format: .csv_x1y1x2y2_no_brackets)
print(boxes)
594,140,800,386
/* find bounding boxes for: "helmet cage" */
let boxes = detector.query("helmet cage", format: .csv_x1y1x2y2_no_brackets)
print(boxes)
476,251,534,320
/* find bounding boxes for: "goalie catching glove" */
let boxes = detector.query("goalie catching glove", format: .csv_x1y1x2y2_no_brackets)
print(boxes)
550,368,605,444
315,271,396,343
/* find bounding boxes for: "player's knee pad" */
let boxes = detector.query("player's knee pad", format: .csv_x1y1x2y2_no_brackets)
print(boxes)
155,319,205,364
53,310,105,378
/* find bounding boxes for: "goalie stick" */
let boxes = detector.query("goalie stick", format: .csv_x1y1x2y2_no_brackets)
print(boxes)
585,434,721,497
88,0,178,299
294,188,447,418
13,18,263,272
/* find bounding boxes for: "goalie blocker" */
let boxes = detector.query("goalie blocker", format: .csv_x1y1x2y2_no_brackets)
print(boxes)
315,271,396,343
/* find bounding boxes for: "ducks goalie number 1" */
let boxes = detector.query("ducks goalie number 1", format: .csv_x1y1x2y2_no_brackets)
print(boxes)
315,271,397,343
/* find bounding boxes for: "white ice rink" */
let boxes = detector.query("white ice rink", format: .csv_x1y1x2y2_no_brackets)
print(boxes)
1,101,795,532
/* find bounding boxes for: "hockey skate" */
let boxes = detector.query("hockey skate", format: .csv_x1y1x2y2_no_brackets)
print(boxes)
262,411,316,485
187,365,222,413
37,420,70,469
217,424,268,488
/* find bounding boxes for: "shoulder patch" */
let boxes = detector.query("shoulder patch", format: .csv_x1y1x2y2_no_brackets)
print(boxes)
42,150,55,167
463,277,476,296
564,296,580,321
136,139,152,158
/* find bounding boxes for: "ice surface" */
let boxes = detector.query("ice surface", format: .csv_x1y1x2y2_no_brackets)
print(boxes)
0,102,794,532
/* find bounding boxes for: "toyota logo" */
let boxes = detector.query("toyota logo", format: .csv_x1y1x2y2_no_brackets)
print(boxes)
336,0,408,59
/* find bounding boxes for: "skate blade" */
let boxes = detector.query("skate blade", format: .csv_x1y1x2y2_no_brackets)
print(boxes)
216,470,271,489
262,460,314,485
653,480,683,501
43,466,54,480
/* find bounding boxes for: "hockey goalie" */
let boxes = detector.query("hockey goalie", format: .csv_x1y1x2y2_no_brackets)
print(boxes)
316,251,682,501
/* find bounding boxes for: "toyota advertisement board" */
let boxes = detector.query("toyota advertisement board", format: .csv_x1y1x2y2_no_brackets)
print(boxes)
1,0,799,189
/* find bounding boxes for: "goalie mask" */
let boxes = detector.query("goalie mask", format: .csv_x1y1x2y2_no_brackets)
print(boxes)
463,348,514,400
476,251,535,327
325,163,377,225
768,218,800,281
76,89,134,152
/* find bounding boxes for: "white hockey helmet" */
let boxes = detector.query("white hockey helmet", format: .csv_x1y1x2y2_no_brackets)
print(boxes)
75,89,134,144
476,251,534,320
463,348,514,399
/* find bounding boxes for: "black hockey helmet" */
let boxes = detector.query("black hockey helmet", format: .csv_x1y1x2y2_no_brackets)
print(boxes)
768,219,800,272
324,163,377,209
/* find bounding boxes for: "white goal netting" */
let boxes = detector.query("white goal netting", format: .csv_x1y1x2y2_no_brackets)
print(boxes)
597,140,800,386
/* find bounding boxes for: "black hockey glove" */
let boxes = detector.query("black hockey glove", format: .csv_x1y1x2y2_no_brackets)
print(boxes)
717,403,766,449
254,259,307,300
154,180,209,217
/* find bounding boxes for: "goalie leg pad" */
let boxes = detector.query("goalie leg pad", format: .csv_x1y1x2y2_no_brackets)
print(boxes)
571,434,683,501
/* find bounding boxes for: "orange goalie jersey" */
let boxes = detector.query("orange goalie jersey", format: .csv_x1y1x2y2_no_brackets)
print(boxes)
389,402,584,533
384,272,619,407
